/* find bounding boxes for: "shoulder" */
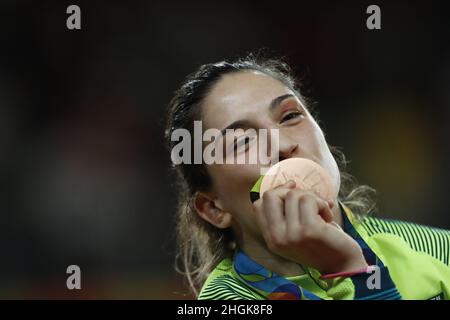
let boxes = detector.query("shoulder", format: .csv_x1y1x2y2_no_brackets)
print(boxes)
198,259,265,300
360,215,450,266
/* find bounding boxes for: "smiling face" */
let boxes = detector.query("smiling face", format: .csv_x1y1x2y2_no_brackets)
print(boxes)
198,70,341,246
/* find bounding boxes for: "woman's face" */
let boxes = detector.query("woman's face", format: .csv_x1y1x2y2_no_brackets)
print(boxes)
201,70,340,244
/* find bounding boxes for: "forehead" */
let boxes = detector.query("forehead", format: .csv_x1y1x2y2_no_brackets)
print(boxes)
201,70,295,129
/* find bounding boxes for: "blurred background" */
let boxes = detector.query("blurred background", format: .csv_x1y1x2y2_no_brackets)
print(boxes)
0,0,448,299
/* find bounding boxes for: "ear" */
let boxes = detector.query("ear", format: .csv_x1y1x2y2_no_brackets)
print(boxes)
193,192,232,229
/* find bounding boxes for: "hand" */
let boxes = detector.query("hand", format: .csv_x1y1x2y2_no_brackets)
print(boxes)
252,180,368,274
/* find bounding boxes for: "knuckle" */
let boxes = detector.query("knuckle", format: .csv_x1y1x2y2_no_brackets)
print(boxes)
298,193,315,204
252,199,263,211
285,189,298,200
286,229,301,243
297,195,308,205
298,228,318,242
262,190,274,201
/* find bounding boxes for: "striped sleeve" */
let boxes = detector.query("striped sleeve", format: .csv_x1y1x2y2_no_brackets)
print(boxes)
361,216,450,266
198,275,265,300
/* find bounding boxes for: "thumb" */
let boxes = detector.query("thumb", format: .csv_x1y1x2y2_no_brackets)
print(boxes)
275,179,296,189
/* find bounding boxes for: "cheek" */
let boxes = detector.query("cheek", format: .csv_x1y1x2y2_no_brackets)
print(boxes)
310,126,341,197
208,164,260,209
322,148,341,198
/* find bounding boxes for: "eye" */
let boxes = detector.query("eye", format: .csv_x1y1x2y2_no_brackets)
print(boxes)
234,136,254,151
281,111,303,123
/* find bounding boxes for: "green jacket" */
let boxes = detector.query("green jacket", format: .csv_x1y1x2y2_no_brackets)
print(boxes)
198,203,450,300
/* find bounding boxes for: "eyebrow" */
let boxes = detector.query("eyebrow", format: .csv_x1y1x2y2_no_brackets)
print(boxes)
219,93,295,136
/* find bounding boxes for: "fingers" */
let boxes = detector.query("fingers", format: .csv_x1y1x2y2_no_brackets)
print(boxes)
253,180,335,249
328,199,335,209
284,190,302,236
284,190,335,243
315,196,334,223
253,180,295,245
262,180,296,242
284,189,334,223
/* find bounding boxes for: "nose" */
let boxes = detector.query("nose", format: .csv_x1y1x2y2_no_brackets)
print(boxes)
278,135,300,162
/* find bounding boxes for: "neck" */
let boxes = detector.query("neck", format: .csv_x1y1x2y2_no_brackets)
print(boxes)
240,239,306,277
239,199,344,277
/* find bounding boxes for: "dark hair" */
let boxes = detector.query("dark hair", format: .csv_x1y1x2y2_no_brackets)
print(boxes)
164,53,376,297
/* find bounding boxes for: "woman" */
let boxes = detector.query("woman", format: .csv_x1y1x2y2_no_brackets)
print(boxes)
164,54,450,300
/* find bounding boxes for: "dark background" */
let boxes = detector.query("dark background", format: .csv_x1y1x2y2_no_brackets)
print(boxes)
0,0,448,299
